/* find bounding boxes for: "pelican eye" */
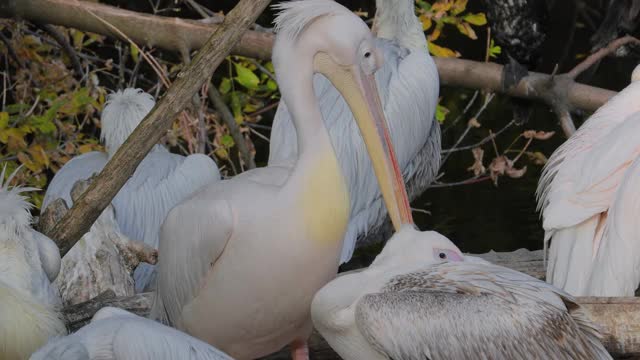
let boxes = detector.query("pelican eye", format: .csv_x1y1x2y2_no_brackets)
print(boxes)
364,51,371,58
439,252,446,259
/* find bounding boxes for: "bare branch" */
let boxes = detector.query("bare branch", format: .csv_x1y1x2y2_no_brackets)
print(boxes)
34,23,84,78
567,35,640,79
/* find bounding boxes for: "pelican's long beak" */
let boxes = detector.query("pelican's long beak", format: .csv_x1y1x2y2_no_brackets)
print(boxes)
314,52,413,230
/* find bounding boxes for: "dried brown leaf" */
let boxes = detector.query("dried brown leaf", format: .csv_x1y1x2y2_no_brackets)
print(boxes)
468,117,481,128
523,130,555,140
467,147,486,176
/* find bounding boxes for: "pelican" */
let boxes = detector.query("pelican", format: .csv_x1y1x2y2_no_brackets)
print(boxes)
268,0,440,263
311,226,612,360
0,166,66,359
151,1,413,359
43,88,220,292
536,64,640,296
30,307,234,360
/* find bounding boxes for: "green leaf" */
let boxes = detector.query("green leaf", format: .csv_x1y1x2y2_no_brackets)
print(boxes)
221,134,235,148
266,79,278,91
234,63,260,90
130,45,140,63
230,92,243,122
219,78,231,94
435,104,449,123
451,0,467,15
489,39,502,58
72,30,85,49
5,103,30,115
0,112,8,130
463,13,487,26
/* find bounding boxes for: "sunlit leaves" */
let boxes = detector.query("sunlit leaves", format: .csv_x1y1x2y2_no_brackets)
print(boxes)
488,39,502,59
435,104,450,123
416,0,488,57
234,63,260,90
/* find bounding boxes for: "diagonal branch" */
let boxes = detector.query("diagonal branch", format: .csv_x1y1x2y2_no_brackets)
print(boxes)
44,0,271,256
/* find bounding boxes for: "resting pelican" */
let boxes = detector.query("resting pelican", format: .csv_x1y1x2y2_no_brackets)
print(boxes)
30,307,234,360
269,0,440,263
43,88,220,292
536,64,640,296
0,166,66,359
151,1,413,359
311,226,611,360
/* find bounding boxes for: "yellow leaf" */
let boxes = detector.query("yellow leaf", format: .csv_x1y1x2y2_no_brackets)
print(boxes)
456,22,477,40
419,14,432,31
463,13,487,26
431,1,452,13
452,0,467,15
78,144,95,154
428,27,442,42
428,42,461,58
28,144,49,167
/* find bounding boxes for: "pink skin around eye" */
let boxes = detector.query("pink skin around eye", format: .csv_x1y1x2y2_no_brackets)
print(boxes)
433,248,464,262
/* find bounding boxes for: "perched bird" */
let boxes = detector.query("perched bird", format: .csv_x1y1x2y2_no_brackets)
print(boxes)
30,307,234,360
43,88,220,292
151,1,413,359
269,0,440,263
537,64,640,296
0,166,66,359
311,226,611,360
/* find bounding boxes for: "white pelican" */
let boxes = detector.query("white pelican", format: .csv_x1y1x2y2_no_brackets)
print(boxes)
311,226,612,360
151,1,413,359
30,307,234,360
269,0,440,263
536,64,640,296
43,88,220,292
0,166,66,359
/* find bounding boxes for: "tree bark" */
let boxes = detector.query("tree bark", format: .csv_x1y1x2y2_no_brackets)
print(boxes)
33,0,271,256
0,0,617,113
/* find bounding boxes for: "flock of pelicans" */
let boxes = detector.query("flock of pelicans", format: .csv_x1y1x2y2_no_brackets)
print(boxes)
1,0,640,359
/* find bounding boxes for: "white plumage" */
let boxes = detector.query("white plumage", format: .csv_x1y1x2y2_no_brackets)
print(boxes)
30,307,234,360
0,166,66,359
311,226,611,360
268,0,440,264
536,64,640,296
43,88,221,292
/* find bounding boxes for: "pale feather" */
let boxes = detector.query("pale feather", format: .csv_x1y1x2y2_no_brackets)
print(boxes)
355,261,610,360
585,155,640,296
30,307,234,360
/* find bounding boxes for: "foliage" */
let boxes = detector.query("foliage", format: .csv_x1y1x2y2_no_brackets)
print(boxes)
416,0,487,58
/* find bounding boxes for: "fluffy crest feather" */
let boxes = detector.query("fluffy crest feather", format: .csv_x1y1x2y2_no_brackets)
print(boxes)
101,88,155,156
0,165,38,227
272,0,350,41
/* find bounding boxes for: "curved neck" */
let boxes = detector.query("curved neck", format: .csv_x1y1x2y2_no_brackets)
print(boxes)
374,0,426,51
274,40,333,159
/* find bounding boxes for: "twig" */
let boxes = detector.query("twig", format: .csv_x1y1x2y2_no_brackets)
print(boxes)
208,85,256,170
430,175,491,188
567,35,640,79
440,93,495,167
443,90,479,134
0,30,24,68
34,23,84,78
246,58,276,82
442,119,515,154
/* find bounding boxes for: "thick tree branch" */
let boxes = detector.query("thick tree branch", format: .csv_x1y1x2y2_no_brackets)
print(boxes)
38,0,271,255
0,0,617,114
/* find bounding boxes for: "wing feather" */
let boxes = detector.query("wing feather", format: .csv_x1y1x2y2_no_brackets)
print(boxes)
586,155,640,295
355,261,610,360
151,190,233,328
31,307,233,360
